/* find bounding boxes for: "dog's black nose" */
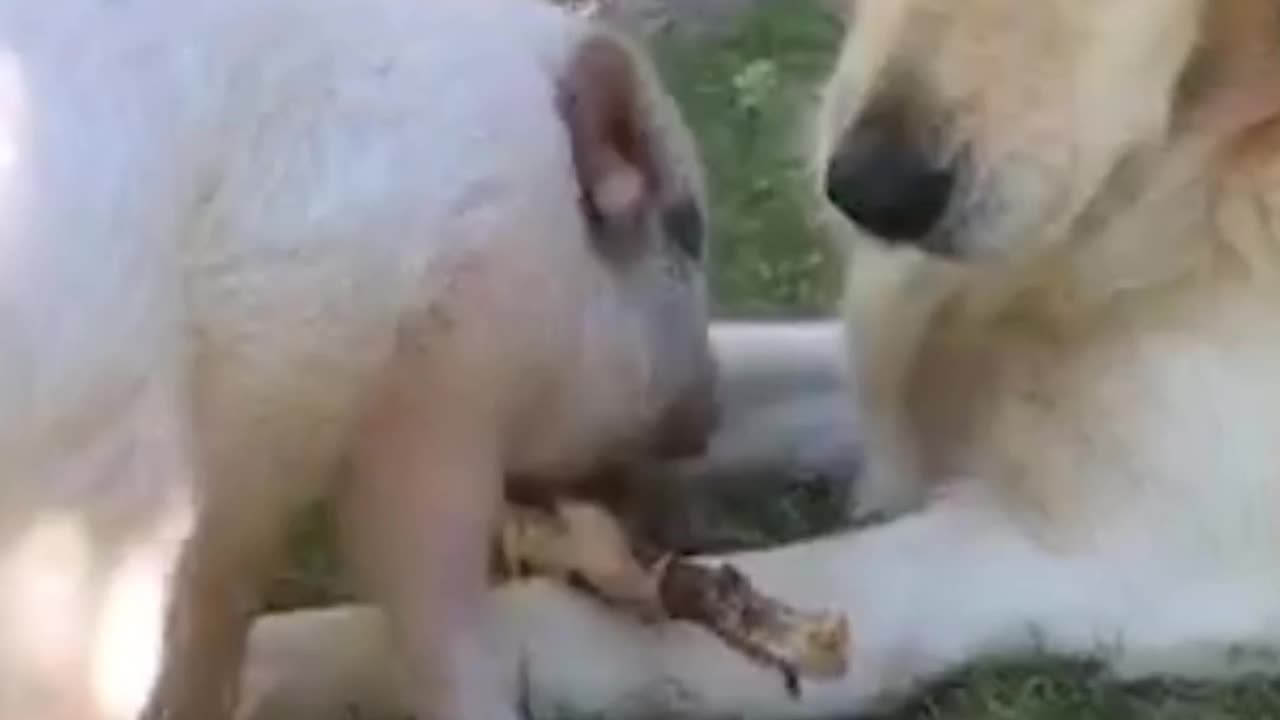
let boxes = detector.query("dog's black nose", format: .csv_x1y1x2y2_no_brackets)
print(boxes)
824,123,953,244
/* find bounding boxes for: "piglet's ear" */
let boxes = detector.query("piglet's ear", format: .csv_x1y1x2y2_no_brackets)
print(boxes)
558,32,659,229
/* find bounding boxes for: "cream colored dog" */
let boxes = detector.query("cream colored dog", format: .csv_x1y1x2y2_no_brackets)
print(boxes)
0,0,716,718
243,0,1280,718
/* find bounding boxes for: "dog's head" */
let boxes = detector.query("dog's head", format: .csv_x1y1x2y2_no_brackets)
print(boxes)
818,0,1280,261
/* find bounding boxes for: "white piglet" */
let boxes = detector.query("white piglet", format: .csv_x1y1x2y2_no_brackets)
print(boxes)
0,0,713,718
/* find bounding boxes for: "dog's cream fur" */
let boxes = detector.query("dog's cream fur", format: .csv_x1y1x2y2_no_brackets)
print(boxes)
0,1,713,718
244,1,1280,718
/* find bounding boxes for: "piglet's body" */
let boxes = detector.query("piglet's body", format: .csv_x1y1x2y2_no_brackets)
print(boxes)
0,0,713,718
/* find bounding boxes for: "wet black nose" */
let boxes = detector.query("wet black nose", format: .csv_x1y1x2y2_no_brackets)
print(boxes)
824,123,954,244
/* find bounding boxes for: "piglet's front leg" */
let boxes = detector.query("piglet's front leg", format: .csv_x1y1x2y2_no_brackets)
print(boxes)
340,351,519,720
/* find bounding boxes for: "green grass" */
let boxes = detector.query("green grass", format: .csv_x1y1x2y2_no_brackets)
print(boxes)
877,660,1280,720
268,2,1280,717
646,0,845,318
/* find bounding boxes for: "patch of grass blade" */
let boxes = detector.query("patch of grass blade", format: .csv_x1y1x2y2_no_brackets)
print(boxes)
646,0,844,317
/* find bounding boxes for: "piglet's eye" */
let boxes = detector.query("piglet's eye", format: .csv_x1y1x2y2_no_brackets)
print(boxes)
661,198,705,260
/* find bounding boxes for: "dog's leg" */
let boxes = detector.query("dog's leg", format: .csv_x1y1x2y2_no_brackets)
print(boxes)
839,247,960,522
505,486,1279,719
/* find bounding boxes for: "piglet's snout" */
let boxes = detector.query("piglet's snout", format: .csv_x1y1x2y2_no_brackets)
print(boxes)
652,364,719,460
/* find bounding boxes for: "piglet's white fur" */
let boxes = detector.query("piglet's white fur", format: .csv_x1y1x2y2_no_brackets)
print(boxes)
0,0,712,718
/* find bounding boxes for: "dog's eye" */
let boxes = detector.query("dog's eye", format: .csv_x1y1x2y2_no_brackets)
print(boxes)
661,198,705,260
